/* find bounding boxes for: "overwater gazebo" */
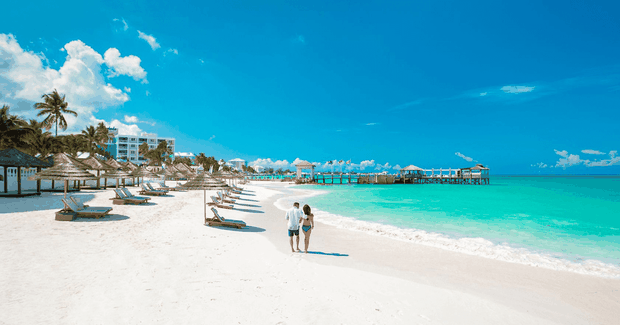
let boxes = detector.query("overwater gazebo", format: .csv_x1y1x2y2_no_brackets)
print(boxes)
294,160,315,179
400,165,424,184
459,164,490,185
0,148,50,197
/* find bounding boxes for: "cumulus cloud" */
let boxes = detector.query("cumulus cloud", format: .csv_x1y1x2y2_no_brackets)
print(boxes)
392,164,402,170
124,87,131,93
137,30,160,50
551,149,620,168
0,34,140,132
248,158,290,169
581,149,605,155
479,92,488,96
359,160,375,170
500,85,535,94
103,48,147,82
455,152,476,162
209,135,215,140
90,116,142,136
374,162,391,170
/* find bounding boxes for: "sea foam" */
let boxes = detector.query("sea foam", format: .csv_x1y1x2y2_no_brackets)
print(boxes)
274,188,620,279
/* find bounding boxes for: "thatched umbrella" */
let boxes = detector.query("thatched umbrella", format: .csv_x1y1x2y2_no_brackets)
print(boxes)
121,161,139,186
131,166,156,186
102,169,131,189
106,158,123,170
175,163,195,176
181,173,228,221
47,153,92,190
0,148,50,195
29,162,99,198
213,171,238,186
82,157,114,189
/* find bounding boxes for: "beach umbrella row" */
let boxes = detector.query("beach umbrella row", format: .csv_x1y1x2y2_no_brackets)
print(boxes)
181,173,228,221
29,161,98,198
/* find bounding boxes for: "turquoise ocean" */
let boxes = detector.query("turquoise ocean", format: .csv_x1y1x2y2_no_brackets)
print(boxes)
279,176,620,278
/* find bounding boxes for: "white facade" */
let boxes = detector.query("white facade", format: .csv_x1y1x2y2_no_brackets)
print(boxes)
106,128,175,164
228,158,245,171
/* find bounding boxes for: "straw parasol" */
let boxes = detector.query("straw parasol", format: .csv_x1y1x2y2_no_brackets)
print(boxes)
29,161,99,198
131,166,156,185
181,173,228,221
101,169,131,189
0,148,50,195
82,157,114,189
213,170,237,186
106,158,123,170
47,153,92,190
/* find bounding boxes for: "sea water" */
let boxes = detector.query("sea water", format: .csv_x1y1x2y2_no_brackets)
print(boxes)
277,176,620,278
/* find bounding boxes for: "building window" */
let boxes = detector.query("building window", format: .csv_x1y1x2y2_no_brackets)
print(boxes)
130,138,137,142
138,138,147,143
119,137,128,142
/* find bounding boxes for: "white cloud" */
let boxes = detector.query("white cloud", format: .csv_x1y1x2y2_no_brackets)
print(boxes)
90,116,142,136
198,59,205,65
455,152,476,162
145,91,150,96
248,158,290,169
500,85,535,94
209,135,215,140
113,18,128,31
103,48,147,82
554,149,568,158
584,150,620,167
137,30,160,50
0,34,139,132
581,149,605,155
124,87,131,93
365,122,378,126
164,48,178,56
359,160,375,170
123,115,155,126
479,92,487,96
392,164,402,170
531,162,548,168
374,162,391,170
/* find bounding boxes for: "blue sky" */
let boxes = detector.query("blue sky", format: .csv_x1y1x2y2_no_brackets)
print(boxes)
1,0,619,174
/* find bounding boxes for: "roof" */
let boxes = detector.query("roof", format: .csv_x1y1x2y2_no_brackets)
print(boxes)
461,164,490,170
0,148,50,167
294,160,314,168
28,162,99,181
82,157,114,171
400,164,424,171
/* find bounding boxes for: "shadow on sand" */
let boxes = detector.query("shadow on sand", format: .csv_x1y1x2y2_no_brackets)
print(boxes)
235,198,259,202
73,214,130,222
232,202,261,208
307,251,349,257
232,207,264,214
209,225,266,233
0,192,96,213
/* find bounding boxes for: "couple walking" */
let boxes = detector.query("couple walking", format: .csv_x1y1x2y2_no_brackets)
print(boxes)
285,202,314,253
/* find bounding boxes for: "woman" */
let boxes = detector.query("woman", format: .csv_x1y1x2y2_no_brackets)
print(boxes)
301,204,315,254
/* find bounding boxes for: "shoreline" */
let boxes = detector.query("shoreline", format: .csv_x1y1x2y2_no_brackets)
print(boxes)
1,181,618,324
275,184,620,279
251,181,620,324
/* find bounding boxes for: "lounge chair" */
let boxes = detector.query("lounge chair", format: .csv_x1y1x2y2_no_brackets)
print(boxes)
223,190,241,199
217,191,236,204
140,183,167,196
208,196,233,209
70,196,89,209
146,182,172,192
206,207,246,229
121,188,152,202
111,188,149,205
61,198,113,219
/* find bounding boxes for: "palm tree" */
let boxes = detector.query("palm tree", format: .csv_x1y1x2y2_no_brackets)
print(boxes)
60,135,87,157
81,125,99,156
0,105,33,149
96,122,110,149
24,119,55,157
34,89,77,137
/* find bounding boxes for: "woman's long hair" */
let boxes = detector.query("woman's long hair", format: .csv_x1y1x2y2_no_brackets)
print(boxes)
302,204,311,216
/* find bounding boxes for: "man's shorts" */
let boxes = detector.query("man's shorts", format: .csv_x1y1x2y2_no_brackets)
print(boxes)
288,229,299,237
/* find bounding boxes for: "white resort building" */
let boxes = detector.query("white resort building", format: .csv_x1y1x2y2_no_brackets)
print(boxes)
105,128,175,164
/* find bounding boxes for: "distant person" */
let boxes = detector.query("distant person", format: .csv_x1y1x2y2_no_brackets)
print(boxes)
285,202,304,252
301,204,315,254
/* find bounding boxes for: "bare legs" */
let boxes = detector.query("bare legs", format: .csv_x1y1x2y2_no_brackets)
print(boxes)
302,228,312,253
289,235,300,252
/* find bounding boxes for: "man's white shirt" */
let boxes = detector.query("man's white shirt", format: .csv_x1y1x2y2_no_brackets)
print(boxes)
285,207,305,230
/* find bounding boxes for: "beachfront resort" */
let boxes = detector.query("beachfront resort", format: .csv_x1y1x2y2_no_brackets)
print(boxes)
3,1,620,324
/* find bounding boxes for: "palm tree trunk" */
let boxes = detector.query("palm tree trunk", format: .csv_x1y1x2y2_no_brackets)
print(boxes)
55,118,58,137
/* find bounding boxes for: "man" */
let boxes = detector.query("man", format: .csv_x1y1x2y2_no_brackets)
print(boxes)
285,202,305,252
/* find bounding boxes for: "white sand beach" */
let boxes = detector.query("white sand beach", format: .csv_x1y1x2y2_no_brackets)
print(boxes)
1,181,619,325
